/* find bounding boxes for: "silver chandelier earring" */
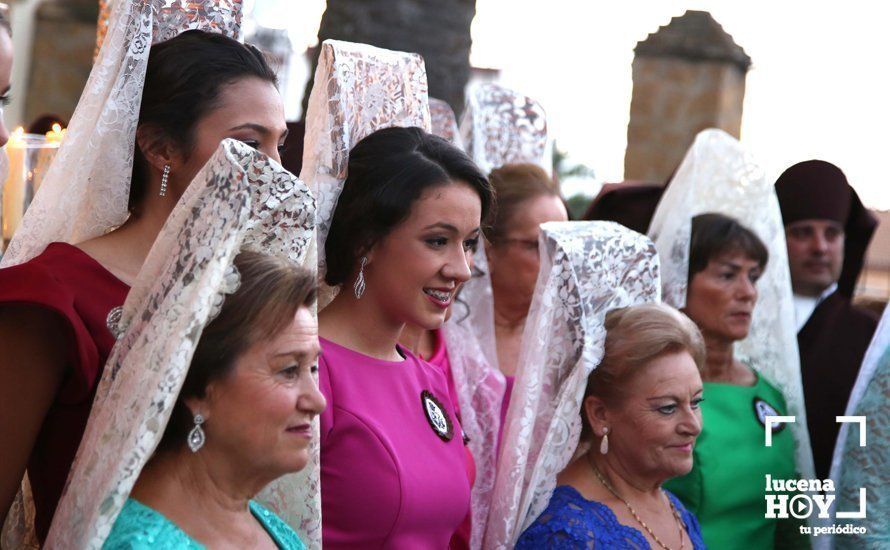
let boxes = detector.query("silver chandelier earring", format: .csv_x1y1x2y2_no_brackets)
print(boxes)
599,426,609,455
159,164,171,197
188,413,206,452
353,256,368,299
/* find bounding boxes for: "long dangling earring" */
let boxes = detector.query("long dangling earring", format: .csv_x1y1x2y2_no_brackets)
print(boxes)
188,413,206,452
599,426,609,455
159,164,171,197
353,256,368,299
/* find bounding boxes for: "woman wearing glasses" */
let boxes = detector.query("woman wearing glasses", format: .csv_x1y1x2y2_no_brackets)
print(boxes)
484,163,568,427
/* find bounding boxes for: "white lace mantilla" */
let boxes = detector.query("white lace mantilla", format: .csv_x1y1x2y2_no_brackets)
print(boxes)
460,83,551,176
444,243,505,549
647,128,815,481
429,97,463,148
301,38,431,310
484,221,661,548
44,140,315,549
450,81,553,549
1,0,243,268
297,39,431,549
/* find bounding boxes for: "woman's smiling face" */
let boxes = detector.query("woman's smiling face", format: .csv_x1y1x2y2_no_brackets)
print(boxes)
361,181,482,330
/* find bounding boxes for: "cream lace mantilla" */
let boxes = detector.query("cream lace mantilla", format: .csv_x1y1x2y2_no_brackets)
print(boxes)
1,0,244,269
297,39,431,549
45,140,315,549
648,128,815,480
301,39,431,309
429,97,463,148
448,82,553,548
460,83,551,177
485,221,661,548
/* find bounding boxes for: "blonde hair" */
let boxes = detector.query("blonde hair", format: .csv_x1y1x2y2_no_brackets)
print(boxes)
581,302,705,437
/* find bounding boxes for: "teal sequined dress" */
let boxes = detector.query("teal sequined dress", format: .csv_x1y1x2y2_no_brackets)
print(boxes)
103,498,307,549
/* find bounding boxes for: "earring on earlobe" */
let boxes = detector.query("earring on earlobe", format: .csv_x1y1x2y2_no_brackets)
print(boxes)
599,426,609,455
187,413,205,452
354,256,368,299
159,164,171,197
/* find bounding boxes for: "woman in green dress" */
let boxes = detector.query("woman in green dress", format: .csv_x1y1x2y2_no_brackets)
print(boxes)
663,213,809,549
103,252,325,549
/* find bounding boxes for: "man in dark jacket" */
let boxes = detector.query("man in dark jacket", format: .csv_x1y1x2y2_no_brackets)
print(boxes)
774,160,879,479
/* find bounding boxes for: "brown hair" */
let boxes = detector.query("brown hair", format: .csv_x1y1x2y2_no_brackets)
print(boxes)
689,213,768,278
580,302,705,439
158,250,317,452
482,162,559,243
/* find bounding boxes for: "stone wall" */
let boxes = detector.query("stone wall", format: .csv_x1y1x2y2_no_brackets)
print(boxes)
24,0,98,126
625,57,747,183
624,11,751,184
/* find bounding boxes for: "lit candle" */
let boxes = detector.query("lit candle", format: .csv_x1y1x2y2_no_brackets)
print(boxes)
1,128,63,246
2,128,26,243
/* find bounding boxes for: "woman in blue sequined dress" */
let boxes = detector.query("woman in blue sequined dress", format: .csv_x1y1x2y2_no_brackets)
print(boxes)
517,303,708,550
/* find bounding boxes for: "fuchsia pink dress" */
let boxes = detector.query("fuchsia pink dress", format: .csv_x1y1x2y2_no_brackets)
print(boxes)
319,337,473,549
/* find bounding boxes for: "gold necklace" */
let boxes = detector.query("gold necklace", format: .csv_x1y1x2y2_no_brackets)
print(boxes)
589,458,687,550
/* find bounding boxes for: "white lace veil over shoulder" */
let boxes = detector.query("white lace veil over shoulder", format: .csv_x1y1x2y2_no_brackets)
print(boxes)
460,82,551,177
828,304,889,548
301,38,431,310
42,140,314,549
443,82,552,548
429,98,463,148
647,128,815,479
484,221,661,549
296,39,430,549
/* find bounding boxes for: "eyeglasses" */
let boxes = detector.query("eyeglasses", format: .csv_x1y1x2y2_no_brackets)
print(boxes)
497,238,539,254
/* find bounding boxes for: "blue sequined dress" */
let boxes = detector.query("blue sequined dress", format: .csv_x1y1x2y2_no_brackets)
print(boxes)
103,498,307,549
517,485,707,549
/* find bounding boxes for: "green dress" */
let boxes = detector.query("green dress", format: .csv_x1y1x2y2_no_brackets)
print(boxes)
665,373,810,550
103,498,307,549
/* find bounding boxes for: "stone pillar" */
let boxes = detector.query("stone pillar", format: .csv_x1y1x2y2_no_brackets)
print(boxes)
23,0,98,126
624,10,751,184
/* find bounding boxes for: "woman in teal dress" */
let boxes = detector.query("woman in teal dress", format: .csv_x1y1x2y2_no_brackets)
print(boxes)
103,252,325,549
663,213,809,549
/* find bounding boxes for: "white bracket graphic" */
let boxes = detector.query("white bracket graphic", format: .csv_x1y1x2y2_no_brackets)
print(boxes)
837,416,867,447
836,488,868,519
765,415,795,447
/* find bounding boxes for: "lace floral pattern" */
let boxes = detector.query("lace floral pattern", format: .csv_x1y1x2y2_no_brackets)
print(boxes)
298,39,431,549
484,221,661,548
429,98,463,148
301,39,431,310
44,141,315,549
445,244,506,549
647,129,815,480
1,2,246,547
459,83,550,176
830,305,890,548
1,0,243,269
448,82,554,548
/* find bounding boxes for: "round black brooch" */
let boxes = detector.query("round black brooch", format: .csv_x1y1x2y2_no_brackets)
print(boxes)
753,398,786,432
421,390,454,442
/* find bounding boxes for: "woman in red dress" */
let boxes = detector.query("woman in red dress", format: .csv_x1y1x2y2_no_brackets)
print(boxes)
0,30,289,541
